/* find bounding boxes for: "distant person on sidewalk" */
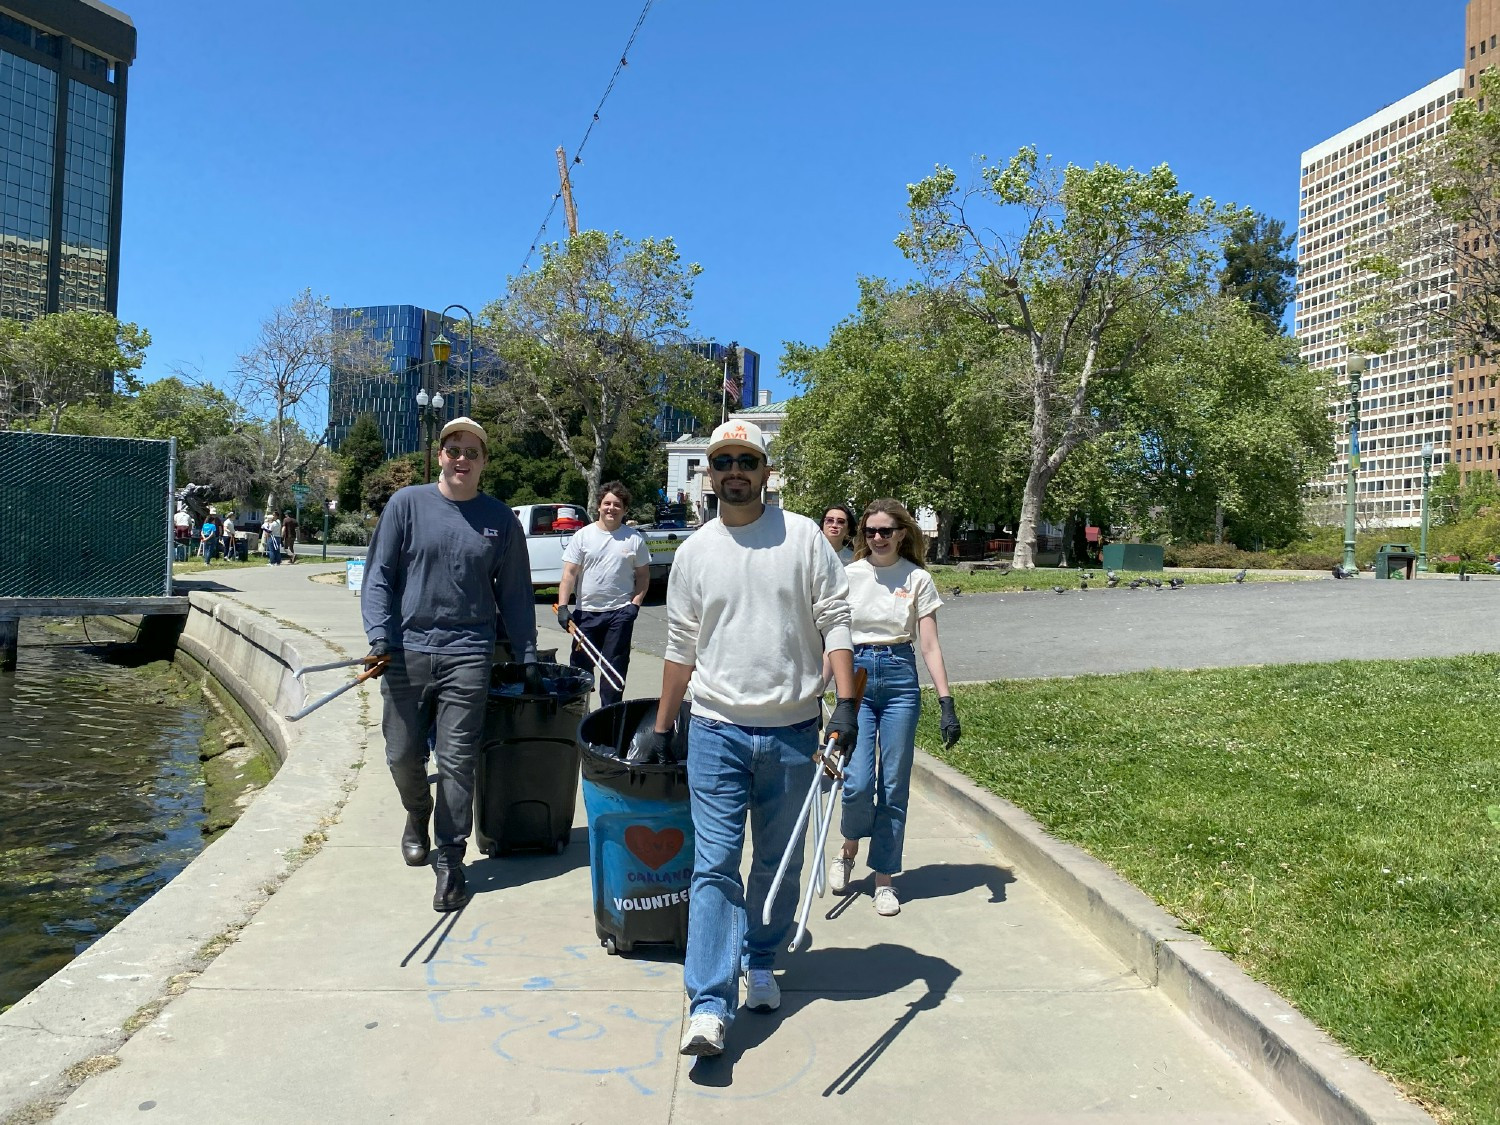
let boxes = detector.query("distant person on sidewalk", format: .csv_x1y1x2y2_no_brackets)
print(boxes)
821,503,857,564
830,498,961,917
360,417,538,913
199,508,219,564
645,419,859,1058
262,513,283,566
281,510,298,562
555,480,650,709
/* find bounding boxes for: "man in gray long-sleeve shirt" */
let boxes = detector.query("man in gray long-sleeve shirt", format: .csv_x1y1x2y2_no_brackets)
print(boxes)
361,416,538,912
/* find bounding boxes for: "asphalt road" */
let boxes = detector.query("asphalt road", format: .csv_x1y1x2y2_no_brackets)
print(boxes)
574,575,1500,686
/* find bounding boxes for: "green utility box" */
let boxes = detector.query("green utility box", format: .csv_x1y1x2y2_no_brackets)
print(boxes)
1101,543,1165,572
1375,543,1417,580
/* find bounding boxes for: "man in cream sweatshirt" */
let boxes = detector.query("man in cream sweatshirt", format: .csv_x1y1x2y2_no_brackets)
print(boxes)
646,419,860,1058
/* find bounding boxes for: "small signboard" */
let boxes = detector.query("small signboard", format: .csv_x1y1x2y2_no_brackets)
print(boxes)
291,483,311,500
346,557,365,594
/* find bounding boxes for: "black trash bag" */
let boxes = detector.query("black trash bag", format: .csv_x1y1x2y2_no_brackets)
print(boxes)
624,700,691,764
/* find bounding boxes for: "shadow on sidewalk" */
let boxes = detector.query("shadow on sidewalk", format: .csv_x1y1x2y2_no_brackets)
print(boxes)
688,942,959,1093
892,861,1015,904
468,844,590,892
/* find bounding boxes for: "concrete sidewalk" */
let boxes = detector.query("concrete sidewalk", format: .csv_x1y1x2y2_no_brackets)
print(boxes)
53,564,1329,1122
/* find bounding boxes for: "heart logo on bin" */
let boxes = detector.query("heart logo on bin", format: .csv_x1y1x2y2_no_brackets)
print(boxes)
625,826,684,870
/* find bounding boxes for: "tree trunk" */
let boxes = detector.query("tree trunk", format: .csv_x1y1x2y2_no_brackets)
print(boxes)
1214,502,1225,545
1012,464,1050,570
933,509,955,564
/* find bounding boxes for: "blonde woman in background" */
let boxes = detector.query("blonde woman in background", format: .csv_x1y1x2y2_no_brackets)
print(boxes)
829,498,961,916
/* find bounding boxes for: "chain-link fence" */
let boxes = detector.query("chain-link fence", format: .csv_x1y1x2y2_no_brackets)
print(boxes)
0,432,172,597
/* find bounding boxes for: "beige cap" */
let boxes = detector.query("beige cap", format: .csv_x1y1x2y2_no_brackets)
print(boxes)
706,419,769,461
439,416,488,449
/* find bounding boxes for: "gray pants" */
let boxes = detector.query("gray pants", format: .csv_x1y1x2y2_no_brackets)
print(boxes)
380,650,491,861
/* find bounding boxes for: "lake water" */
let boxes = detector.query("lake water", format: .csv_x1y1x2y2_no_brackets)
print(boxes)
0,620,209,1010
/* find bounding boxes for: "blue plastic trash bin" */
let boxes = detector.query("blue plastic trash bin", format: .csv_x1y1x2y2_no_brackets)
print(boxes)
577,699,693,956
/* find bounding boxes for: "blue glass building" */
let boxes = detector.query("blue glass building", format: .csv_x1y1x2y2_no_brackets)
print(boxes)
0,1,134,319
654,341,760,440
329,305,500,456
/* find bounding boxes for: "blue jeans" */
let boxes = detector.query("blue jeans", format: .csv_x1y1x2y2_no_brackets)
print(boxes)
684,714,818,1024
840,643,920,875
265,534,282,565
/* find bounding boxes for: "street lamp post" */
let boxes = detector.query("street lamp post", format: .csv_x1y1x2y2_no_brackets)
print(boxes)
415,387,445,484
440,304,475,415
1343,354,1365,575
1418,439,1435,572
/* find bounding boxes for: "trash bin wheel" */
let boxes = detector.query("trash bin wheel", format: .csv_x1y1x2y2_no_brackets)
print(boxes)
604,935,618,956
553,832,568,855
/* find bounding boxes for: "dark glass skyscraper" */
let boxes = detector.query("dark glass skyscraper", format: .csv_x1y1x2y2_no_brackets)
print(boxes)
329,306,497,456
0,1,134,320
654,341,760,440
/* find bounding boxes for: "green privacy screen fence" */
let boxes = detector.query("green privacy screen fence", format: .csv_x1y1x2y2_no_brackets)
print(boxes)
0,432,173,598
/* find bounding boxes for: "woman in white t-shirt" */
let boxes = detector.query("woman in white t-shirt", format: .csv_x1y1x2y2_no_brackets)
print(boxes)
820,503,857,564
829,498,961,916
555,481,651,707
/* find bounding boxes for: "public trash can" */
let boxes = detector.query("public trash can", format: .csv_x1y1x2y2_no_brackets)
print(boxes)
474,662,593,856
1375,543,1417,580
234,532,249,562
578,699,694,956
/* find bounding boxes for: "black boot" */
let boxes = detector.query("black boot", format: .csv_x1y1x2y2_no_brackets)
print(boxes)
432,856,471,913
401,805,432,867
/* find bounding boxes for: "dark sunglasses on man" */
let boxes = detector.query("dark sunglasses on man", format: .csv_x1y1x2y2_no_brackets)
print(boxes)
442,444,483,461
709,453,763,472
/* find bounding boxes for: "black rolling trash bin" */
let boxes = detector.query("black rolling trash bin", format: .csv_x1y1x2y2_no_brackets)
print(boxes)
474,662,593,856
578,699,694,956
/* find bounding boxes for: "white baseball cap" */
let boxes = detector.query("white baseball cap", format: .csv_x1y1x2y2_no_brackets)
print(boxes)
439,416,489,450
706,419,769,461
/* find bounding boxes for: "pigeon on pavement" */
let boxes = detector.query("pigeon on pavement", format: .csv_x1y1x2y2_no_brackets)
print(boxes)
950,585,963,597
1128,579,1143,589
1147,577,1164,589
1168,577,1185,589
1106,574,1120,588
1233,569,1247,584
1052,585,1067,594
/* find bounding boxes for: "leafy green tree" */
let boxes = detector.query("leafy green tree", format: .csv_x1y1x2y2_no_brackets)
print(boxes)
1219,212,1297,329
777,280,1026,560
1427,463,1500,526
336,412,386,512
1115,297,1333,547
362,455,421,515
479,230,713,513
0,311,150,430
898,147,1238,567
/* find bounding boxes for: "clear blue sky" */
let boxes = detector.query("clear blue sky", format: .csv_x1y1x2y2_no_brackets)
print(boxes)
119,0,1465,404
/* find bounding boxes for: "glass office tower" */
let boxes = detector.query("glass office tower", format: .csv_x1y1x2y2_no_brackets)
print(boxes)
0,1,134,320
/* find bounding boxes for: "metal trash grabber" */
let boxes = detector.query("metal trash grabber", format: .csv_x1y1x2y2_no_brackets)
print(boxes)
285,660,385,722
293,656,367,678
553,604,625,694
765,667,868,952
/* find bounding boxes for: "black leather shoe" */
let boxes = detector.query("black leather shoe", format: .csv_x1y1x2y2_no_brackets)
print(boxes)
401,807,432,867
433,863,471,913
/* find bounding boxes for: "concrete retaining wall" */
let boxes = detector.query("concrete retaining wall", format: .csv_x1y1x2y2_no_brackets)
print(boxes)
0,593,365,1121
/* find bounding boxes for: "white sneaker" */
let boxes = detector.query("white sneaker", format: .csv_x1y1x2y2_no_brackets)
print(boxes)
873,884,901,916
829,854,854,895
680,1011,726,1056
743,969,780,1012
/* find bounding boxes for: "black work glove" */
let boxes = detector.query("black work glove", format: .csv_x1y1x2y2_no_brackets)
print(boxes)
621,603,640,621
632,727,674,765
556,604,573,631
523,661,544,695
363,639,390,678
824,698,860,763
939,695,961,749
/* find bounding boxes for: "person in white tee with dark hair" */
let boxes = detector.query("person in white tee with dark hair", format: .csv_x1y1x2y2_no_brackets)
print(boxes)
644,419,859,1060
829,497,962,917
555,480,650,708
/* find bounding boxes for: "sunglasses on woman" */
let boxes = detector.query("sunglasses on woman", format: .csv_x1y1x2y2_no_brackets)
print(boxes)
863,526,898,539
709,453,763,472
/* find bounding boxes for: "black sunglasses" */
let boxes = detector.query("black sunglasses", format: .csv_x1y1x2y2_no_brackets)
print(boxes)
709,453,763,471
863,526,899,539
442,444,483,461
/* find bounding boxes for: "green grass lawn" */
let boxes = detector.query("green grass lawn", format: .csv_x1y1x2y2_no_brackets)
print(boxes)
171,554,323,575
918,657,1500,1124
928,565,1316,595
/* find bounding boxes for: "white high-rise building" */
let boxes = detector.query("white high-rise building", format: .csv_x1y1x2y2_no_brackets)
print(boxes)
1296,70,1462,528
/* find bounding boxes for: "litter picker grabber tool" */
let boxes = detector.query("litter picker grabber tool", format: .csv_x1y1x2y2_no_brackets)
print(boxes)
292,656,368,678
286,659,386,722
766,667,868,952
554,604,625,695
